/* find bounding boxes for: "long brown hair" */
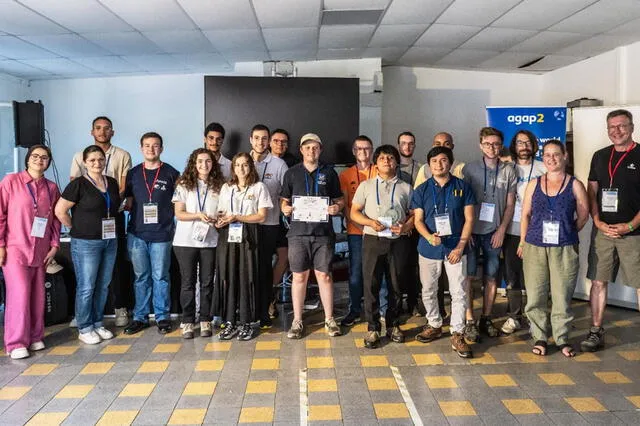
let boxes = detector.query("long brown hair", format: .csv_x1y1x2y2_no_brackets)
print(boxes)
230,152,259,187
177,148,224,192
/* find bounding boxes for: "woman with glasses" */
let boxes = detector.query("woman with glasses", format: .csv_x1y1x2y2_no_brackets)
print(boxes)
518,140,589,357
0,145,60,359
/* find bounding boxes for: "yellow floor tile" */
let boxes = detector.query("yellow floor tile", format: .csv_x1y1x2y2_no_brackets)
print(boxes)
412,354,444,365
469,353,496,364
594,371,632,384
351,323,368,332
367,377,397,390
482,374,517,387
625,396,640,408
404,340,424,347
538,373,575,386
164,329,183,337
439,401,477,416
117,331,143,339
239,407,274,423
574,352,600,362
399,322,419,331
618,351,640,361
22,363,58,376
101,345,130,355
137,361,169,373
96,410,138,426
502,399,542,415
308,405,342,421
354,339,365,348
48,346,79,356
152,343,181,353
360,355,389,367
251,358,279,370
306,339,331,349
0,386,31,400
168,408,206,425
374,403,410,419
255,341,280,351
195,360,224,372
425,376,458,389
565,397,607,412
504,340,527,345
307,356,334,369
517,353,548,363
204,342,232,352
613,320,633,327
25,412,69,426
183,381,217,396
80,362,115,375
246,380,277,394
308,379,338,392
119,383,156,397
55,384,94,399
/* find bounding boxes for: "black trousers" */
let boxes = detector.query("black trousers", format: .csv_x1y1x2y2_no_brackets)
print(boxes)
257,225,279,320
173,246,216,323
110,235,132,310
503,234,524,319
363,235,410,332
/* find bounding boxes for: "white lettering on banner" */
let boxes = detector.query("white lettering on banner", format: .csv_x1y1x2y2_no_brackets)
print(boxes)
507,114,544,125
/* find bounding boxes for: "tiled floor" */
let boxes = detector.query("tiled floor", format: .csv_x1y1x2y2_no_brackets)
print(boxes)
1,287,640,425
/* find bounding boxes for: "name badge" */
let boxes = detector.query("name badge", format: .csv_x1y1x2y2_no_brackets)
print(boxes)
513,200,522,223
479,202,496,222
377,216,393,238
228,222,244,243
102,218,116,240
601,188,618,213
435,213,452,236
542,220,560,245
31,216,48,238
143,203,158,224
191,221,210,242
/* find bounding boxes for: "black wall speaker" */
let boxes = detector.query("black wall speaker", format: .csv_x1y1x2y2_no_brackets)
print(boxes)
13,100,45,148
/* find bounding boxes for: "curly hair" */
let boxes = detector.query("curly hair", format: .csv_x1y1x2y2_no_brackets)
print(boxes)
229,152,259,187
177,148,224,192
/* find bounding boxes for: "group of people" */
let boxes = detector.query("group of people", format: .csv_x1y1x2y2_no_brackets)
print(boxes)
0,110,637,362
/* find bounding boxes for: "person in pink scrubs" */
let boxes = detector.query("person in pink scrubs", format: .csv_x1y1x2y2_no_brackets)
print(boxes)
0,144,61,359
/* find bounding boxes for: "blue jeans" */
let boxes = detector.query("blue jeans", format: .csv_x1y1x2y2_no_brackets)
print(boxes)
467,232,502,278
71,238,117,334
347,235,364,315
127,234,172,323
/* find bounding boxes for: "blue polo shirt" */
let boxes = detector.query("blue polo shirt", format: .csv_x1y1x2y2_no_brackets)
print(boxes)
411,176,476,260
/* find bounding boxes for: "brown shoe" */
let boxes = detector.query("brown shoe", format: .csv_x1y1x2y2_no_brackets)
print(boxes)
386,326,405,343
451,332,473,358
416,325,442,343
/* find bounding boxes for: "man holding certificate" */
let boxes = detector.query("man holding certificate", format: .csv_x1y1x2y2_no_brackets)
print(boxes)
280,133,345,339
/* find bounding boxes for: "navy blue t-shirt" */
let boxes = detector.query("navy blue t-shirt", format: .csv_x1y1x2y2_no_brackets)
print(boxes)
125,163,180,242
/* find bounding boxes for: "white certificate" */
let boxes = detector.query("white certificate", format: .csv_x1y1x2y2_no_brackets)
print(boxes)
292,196,329,223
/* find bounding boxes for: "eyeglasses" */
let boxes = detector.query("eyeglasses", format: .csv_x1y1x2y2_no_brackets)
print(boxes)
481,142,502,149
30,154,50,161
607,124,631,131
515,140,532,147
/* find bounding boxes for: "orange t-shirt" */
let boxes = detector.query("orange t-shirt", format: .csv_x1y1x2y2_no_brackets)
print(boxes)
339,164,378,235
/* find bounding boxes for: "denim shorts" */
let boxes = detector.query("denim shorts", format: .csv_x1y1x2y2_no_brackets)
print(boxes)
466,232,501,279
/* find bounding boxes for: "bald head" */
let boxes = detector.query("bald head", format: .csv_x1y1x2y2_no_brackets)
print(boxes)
432,132,453,149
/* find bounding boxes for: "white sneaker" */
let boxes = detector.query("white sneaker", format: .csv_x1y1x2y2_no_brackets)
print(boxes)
501,318,521,334
114,308,128,327
69,317,77,328
10,348,29,359
29,341,45,351
79,331,101,345
95,327,114,340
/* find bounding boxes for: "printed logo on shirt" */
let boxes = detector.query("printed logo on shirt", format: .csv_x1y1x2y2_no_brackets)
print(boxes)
318,173,327,185
155,179,169,191
247,194,255,200
264,173,273,180
628,163,636,170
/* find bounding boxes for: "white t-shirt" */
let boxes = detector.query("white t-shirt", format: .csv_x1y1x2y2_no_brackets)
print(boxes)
218,155,232,181
254,153,288,225
508,160,547,236
217,182,273,217
172,180,220,248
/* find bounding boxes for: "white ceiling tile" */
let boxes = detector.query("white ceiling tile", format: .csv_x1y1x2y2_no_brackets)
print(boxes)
0,1,68,35
99,0,195,31
323,0,390,9
19,58,94,75
436,49,500,67
177,0,257,30
119,54,190,72
269,50,317,61
436,0,521,26
477,51,544,69
173,53,229,68
369,24,427,47
71,56,142,73
606,17,640,35
414,24,481,48
317,48,365,60
549,0,640,34
492,0,598,30
203,29,265,51
220,49,270,62
263,28,318,51
381,0,453,25
319,25,375,48
0,59,52,78
17,0,132,33
82,32,162,55
554,34,640,56
459,28,538,51
363,46,408,62
0,35,58,59
397,46,452,65
142,30,215,54
508,31,589,54
524,54,587,71
253,0,321,28
20,34,111,57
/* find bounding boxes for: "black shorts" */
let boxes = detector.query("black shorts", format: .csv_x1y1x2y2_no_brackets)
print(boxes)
288,236,334,273
276,222,288,248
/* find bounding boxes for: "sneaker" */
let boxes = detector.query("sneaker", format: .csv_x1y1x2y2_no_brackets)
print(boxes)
580,326,605,352
386,326,405,343
463,320,480,343
95,327,114,340
287,319,304,339
79,330,101,345
69,317,77,328
10,347,29,359
479,316,499,337
268,301,279,319
416,325,442,343
125,320,147,335
157,320,171,334
260,318,273,330
182,323,195,339
114,308,128,327
325,318,342,337
340,311,361,327
501,318,521,335
237,323,257,341
29,341,45,351
200,321,212,337
212,317,223,328
364,331,381,349
451,332,473,358
218,322,239,340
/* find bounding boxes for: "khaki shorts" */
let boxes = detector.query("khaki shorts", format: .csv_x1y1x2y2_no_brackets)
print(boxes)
589,230,640,288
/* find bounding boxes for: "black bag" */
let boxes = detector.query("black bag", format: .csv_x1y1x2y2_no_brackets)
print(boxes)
44,272,68,326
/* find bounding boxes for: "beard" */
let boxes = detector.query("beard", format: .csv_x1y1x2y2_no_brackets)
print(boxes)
517,150,532,160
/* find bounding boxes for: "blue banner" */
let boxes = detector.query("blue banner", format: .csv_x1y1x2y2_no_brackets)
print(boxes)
486,106,567,158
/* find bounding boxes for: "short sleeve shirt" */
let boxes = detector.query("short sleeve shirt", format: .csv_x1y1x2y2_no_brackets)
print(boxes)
339,164,378,235
70,145,132,185
172,181,220,248
508,160,546,236
218,155,232,181
414,160,465,188
217,182,273,217
254,153,287,225
398,159,422,186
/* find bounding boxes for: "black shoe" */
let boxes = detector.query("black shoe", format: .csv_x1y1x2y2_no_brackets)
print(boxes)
580,326,605,352
386,326,405,343
478,316,499,337
218,322,238,340
340,311,361,327
237,323,258,341
260,318,273,330
156,320,171,334
124,320,147,335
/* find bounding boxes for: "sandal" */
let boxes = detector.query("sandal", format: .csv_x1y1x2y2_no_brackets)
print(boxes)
558,344,576,358
532,340,547,356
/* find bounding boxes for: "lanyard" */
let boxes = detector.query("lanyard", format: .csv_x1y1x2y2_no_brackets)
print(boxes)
196,181,209,212
376,178,397,208
25,180,52,216
430,178,450,214
356,165,372,184
483,158,500,198
86,174,111,218
544,173,568,218
304,168,320,196
608,144,635,187
261,161,268,182
103,153,111,176
142,163,162,202
230,186,249,214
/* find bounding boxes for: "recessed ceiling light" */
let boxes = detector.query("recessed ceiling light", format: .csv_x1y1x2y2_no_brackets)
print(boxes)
321,9,384,26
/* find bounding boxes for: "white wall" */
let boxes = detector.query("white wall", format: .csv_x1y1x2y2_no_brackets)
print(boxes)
0,73,30,101
0,74,31,177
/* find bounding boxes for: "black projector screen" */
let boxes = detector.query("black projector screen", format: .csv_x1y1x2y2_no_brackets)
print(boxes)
204,76,359,165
